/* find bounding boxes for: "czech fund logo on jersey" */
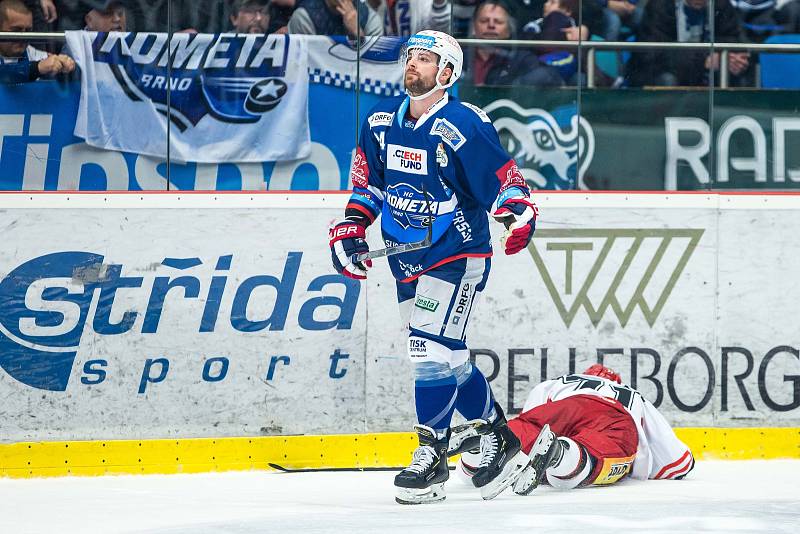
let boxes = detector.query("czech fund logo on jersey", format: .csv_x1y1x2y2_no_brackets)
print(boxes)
92,33,291,130
387,144,428,175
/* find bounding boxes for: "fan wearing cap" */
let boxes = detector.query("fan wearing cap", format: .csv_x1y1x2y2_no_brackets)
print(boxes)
328,30,538,505
83,0,126,31
455,364,695,495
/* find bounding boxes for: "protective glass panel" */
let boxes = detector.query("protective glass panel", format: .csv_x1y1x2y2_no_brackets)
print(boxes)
574,0,713,190
3,1,796,192
458,41,588,193
709,0,800,190
0,1,168,190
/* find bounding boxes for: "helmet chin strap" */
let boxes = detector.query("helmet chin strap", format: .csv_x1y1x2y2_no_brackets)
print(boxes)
408,84,444,101
406,63,453,101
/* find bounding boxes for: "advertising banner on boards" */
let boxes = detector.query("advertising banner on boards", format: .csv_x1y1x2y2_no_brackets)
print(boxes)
0,195,798,442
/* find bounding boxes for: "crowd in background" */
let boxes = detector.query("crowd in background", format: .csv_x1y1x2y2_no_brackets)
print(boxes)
1,0,800,86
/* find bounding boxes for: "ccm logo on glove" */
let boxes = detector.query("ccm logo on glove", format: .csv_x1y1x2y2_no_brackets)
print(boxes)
330,225,362,240
329,220,372,280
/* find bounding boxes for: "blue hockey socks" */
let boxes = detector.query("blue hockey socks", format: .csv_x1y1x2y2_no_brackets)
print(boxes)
454,362,496,421
414,363,457,436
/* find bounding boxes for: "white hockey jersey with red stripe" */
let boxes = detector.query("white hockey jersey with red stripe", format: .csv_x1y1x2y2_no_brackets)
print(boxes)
522,374,694,480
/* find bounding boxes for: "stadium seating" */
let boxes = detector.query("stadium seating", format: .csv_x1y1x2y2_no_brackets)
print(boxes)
760,34,800,89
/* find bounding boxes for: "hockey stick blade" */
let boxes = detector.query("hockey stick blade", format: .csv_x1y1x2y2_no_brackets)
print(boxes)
268,463,400,473
268,463,456,473
351,232,431,264
349,184,435,265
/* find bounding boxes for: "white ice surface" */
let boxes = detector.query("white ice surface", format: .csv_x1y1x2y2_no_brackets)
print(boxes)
1,460,798,534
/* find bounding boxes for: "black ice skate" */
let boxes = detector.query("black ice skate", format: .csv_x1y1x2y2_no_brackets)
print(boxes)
447,419,484,458
512,424,562,495
394,425,450,505
471,403,531,500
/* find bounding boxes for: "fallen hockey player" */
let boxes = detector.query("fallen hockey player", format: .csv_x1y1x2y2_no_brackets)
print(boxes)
450,364,695,494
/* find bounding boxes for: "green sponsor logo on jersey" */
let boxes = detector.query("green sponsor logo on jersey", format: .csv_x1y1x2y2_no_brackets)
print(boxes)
415,296,440,312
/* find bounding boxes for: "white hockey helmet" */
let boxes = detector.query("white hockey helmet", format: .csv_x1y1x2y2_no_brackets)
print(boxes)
403,30,463,100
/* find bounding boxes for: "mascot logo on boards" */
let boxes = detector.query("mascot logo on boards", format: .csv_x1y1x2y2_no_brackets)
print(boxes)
483,100,595,190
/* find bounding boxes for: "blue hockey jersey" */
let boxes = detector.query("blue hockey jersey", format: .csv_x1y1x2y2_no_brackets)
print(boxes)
346,93,529,282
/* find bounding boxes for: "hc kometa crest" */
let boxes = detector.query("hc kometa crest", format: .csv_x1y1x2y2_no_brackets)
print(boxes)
385,182,437,230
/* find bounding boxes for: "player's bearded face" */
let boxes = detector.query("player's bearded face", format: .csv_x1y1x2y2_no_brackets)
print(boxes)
404,49,439,96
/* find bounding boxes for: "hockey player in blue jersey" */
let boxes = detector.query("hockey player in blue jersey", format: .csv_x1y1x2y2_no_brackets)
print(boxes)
328,30,538,504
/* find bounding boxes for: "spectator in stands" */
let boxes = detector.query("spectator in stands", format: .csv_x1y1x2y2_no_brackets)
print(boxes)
54,1,84,31
626,0,749,86
367,0,451,37
52,0,287,34
463,0,562,86
287,0,382,38
508,0,544,26
523,0,588,42
64,1,195,33
522,0,587,82
56,1,124,30
267,0,296,33
83,0,126,30
454,0,552,37
38,0,55,23
0,0,75,82
729,0,800,42
596,0,643,42
230,0,269,33
18,0,52,30
460,0,605,37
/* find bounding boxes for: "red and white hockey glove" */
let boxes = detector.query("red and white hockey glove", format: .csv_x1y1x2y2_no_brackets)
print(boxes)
329,219,372,280
492,194,538,255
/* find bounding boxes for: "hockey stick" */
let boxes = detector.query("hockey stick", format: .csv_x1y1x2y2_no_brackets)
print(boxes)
350,184,434,265
268,463,456,473
268,463,402,473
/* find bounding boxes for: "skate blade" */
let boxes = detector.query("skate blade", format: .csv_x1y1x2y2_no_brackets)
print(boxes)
512,464,538,495
480,452,530,500
447,420,485,457
532,424,555,455
513,424,555,496
395,483,446,505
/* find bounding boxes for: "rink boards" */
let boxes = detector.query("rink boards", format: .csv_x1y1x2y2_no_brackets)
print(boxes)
0,192,798,476
1,428,799,478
